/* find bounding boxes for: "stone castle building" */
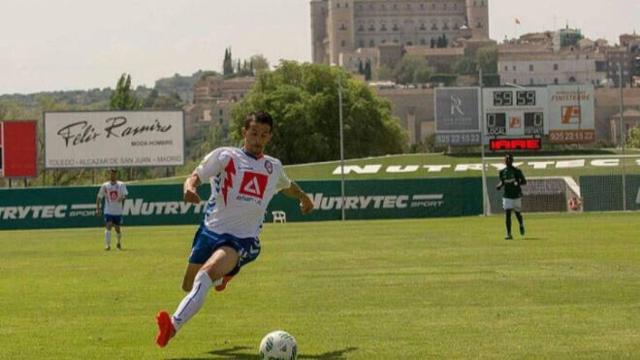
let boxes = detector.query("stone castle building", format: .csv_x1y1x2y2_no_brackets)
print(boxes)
310,0,489,65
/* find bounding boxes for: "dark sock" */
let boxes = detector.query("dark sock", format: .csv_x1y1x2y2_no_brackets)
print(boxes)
505,210,512,235
515,212,524,227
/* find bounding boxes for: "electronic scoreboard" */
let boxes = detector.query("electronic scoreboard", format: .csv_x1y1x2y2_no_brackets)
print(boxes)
483,87,548,139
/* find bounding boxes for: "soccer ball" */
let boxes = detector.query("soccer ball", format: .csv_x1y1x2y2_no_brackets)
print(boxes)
258,330,297,360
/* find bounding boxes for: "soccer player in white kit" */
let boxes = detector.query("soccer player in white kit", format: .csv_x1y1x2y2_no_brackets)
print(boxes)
96,168,128,250
155,111,314,347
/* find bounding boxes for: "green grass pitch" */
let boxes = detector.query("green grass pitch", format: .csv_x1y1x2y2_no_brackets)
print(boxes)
1,213,639,359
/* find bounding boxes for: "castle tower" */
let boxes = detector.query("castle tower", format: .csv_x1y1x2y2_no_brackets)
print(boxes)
327,0,355,65
465,0,490,39
310,0,328,64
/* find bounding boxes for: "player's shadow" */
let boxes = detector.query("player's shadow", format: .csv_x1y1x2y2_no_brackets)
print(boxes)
168,345,358,360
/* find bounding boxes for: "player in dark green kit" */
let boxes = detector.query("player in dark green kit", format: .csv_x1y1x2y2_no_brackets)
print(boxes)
496,153,527,240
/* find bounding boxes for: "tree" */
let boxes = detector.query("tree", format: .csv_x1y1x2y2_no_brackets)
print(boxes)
143,89,159,108
627,125,640,148
393,55,432,84
436,34,448,48
110,74,140,110
364,60,372,81
475,46,498,74
453,56,477,75
230,61,407,164
250,54,270,73
223,48,234,76
376,65,394,81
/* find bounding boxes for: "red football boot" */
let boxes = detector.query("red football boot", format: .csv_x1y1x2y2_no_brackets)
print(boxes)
214,275,234,292
155,311,175,347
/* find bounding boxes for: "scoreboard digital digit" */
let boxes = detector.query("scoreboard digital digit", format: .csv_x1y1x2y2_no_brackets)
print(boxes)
483,87,548,139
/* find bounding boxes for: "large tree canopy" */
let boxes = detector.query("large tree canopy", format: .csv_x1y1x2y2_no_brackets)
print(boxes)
231,61,407,164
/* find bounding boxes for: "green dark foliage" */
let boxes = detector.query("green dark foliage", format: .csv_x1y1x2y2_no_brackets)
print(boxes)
109,74,140,110
231,61,407,164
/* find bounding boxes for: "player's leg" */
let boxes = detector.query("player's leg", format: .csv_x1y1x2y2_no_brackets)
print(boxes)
172,246,239,329
504,209,513,239
502,198,513,240
181,263,203,292
156,246,239,347
114,221,122,249
513,198,524,236
104,219,113,250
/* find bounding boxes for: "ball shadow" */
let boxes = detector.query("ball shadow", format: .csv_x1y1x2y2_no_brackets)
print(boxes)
167,345,358,360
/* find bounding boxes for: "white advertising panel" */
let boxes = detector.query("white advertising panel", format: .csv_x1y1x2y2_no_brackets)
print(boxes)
482,87,548,139
547,84,595,144
45,111,184,169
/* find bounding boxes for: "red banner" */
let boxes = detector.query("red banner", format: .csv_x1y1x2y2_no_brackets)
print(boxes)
1,121,38,177
490,138,542,151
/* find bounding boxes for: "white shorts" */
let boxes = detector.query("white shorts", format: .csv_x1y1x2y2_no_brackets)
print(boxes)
503,198,522,211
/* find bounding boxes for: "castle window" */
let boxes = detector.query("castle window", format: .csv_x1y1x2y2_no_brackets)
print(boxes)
443,22,449,30
368,24,375,31
476,21,483,28
504,65,508,71
358,40,365,47
393,38,399,43
529,64,534,71
392,24,399,31
381,24,387,31
341,40,346,47
358,24,365,32
420,38,426,45
336,2,340,8
419,23,426,31
340,23,347,31
554,63,559,71
393,4,397,10
369,39,375,47
431,23,438,31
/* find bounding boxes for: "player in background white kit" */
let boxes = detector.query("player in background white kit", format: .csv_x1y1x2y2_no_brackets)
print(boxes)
96,168,128,250
155,111,314,348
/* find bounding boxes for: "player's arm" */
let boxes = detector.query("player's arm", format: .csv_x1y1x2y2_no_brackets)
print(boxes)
518,170,527,186
183,172,202,204
96,186,104,216
496,171,504,190
281,182,314,215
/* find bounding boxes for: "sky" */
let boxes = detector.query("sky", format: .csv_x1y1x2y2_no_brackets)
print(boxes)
1,0,638,95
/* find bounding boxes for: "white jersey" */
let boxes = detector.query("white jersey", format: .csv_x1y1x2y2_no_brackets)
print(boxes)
97,181,128,216
196,147,291,239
